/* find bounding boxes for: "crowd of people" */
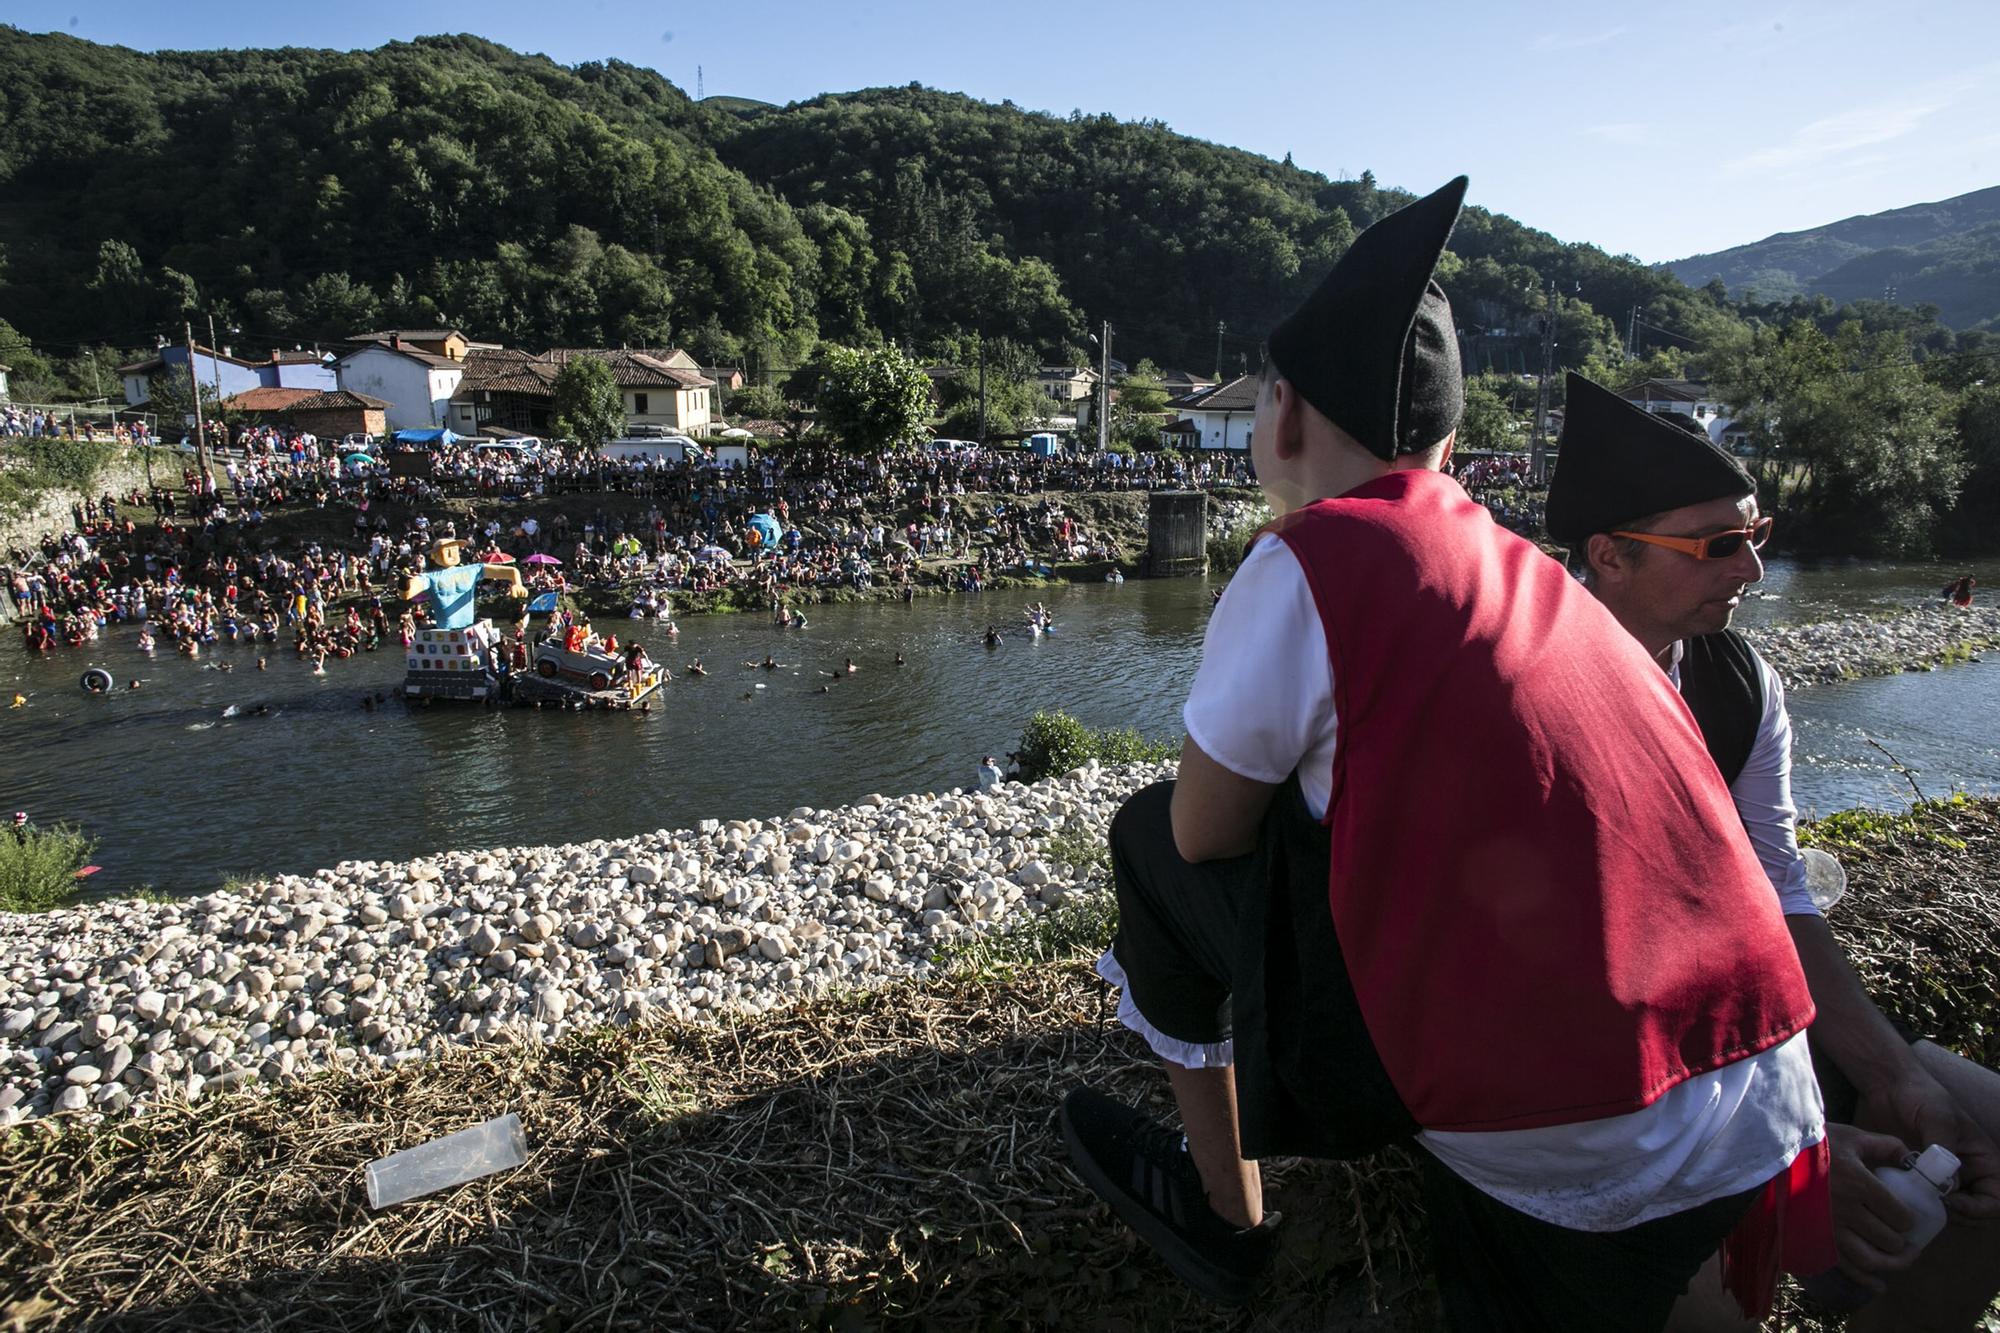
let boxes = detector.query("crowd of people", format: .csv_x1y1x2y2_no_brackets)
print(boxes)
2,406,154,446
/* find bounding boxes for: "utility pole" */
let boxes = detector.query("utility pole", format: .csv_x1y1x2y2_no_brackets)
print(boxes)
206,313,227,423
184,321,212,484
1213,320,1225,381
1627,305,1641,360
1097,318,1111,453
1528,281,1558,485
977,332,987,443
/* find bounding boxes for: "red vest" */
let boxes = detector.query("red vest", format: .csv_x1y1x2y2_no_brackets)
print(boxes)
1272,470,1812,1132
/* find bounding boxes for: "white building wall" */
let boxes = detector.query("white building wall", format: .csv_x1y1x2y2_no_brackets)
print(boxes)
1192,411,1255,451
337,348,444,430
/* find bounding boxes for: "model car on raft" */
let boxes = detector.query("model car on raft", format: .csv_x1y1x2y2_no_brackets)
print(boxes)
531,633,663,696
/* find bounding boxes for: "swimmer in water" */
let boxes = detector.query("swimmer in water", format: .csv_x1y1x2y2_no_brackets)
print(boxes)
257,657,268,671
9,694,24,709
687,659,707,677
984,625,1003,648
127,679,143,691
844,657,858,673
894,651,906,666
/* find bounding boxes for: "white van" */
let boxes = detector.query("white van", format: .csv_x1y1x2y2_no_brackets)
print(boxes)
709,443,751,469
599,436,697,464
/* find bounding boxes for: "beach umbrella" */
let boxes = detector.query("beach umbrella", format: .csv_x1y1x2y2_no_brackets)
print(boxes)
524,553,563,565
484,552,516,563
695,545,733,563
344,453,373,465
720,427,754,439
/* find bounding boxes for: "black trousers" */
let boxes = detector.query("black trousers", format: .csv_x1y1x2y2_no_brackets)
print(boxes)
1104,779,1753,1332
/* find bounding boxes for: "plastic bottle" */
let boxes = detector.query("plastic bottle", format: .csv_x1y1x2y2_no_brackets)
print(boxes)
365,1112,528,1208
1800,1144,1960,1311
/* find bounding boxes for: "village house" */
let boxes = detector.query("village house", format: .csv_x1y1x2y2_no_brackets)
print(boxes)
447,347,715,438
1036,365,1099,406
1617,377,1734,442
334,336,465,432
219,387,389,438
117,345,337,409
1161,373,1257,451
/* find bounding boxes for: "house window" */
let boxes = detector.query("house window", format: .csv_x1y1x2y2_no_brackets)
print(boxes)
634,392,649,415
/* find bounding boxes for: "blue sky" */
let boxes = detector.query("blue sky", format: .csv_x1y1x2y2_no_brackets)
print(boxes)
12,0,2000,262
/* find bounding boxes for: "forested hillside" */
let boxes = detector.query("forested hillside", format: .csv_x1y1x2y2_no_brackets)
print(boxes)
1667,185,2000,326
0,27,1707,375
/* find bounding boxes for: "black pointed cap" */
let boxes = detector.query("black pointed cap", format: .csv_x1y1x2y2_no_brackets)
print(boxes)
1545,373,1755,545
1267,175,1467,460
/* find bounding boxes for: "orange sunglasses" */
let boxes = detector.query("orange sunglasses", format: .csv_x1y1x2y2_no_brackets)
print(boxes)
1608,515,1773,561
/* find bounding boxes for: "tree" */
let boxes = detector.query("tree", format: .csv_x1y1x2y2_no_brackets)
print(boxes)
815,344,933,451
551,357,623,448
1712,321,1964,555
1110,359,1169,448
1458,375,1524,452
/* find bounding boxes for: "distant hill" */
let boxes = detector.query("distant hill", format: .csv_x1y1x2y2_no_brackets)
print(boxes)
1666,185,2000,326
0,26,1716,372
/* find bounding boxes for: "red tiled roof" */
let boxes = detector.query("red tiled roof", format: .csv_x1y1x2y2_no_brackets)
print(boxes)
287,389,390,412
220,387,321,412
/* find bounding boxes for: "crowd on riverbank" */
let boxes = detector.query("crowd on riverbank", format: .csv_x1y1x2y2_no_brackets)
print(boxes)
0,759,1148,1124
4,437,1199,667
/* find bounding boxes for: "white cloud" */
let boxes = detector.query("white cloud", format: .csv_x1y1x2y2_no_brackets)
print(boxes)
1721,70,1993,179
1531,26,1625,52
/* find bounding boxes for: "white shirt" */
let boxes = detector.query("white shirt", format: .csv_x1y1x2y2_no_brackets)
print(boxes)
1166,538,1821,1230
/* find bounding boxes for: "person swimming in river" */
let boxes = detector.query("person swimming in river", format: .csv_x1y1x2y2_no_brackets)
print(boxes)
742,653,786,670
687,658,707,677
984,625,1003,648
893,651,906,666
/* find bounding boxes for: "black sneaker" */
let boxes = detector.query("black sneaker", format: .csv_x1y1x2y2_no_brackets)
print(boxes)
1059,1087,1281,1307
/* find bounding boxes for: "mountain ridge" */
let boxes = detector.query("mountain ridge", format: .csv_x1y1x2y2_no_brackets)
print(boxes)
1665,184,2000,326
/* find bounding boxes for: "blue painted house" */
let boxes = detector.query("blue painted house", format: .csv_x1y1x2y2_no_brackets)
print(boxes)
119,345,336,408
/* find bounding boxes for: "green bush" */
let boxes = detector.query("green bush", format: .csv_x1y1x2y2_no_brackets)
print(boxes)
1206,518,1266,575
1014,711,1177,782
0,823,96,913
15,437,116,488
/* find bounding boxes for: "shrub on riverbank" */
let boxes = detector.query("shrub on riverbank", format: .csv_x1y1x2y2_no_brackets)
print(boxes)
1014,710,1177,782
0,823,94,913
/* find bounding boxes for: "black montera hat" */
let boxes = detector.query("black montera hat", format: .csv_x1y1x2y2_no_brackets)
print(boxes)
1267,176,1467,461
1544,373,1755,545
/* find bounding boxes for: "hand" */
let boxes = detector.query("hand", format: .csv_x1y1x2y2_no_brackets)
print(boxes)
1856,1068,2000,1221
1826,1122,1919,1294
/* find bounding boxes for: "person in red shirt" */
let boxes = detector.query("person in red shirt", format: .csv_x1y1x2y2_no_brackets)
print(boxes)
1061,179,1829,1327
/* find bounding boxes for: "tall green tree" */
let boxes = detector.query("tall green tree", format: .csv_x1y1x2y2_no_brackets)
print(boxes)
550,357,624,448
815,344,933,451
1458,375,1524,452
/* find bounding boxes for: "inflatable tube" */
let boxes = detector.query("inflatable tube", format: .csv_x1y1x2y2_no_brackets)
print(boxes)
80,668,114,694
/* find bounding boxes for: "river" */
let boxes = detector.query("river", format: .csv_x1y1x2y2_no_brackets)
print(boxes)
5,556,1998,896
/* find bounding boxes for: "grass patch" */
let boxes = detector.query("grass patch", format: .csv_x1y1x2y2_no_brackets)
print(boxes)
939,889,1119,979
0,822,95,912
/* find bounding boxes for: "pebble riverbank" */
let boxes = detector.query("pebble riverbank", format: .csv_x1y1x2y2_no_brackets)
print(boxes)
1755,603,2000,687
0,762,1162,1125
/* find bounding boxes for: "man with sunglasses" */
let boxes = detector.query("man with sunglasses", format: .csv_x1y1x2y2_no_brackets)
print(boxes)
1548,373,2000,1330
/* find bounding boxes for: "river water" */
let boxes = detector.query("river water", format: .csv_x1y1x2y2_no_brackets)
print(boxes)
5,556,1997,896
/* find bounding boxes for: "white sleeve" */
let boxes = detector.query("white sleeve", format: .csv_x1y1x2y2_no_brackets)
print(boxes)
1182,539,1336,785
1731,649,1818,918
